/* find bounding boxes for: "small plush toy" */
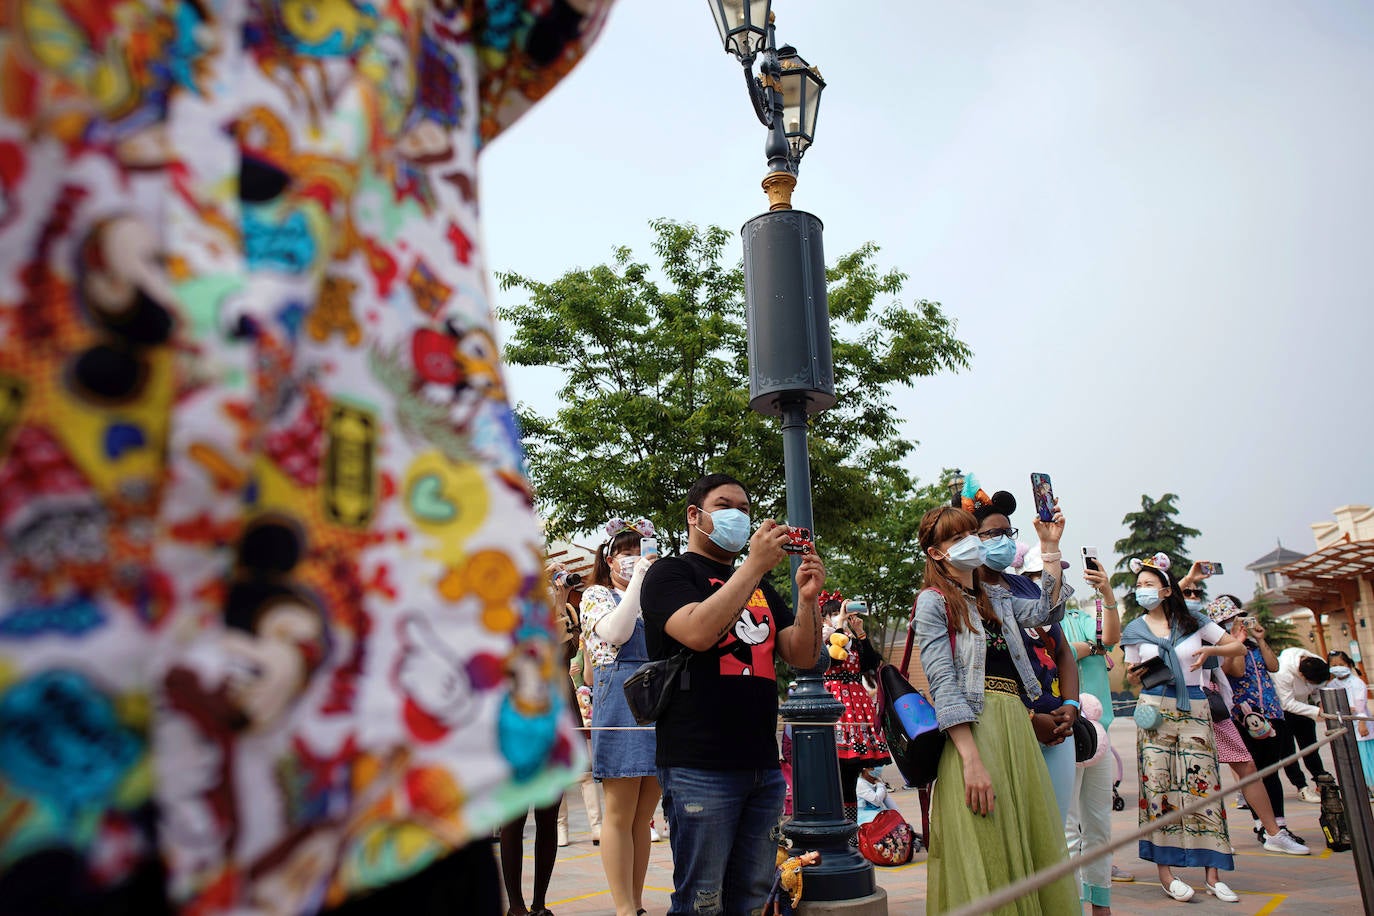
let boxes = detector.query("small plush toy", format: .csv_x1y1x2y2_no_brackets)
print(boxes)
960,472,991,513
762,847,822,916
827,630,851,662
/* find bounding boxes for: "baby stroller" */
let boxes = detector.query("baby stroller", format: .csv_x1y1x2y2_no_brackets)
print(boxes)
1111,744,1126,811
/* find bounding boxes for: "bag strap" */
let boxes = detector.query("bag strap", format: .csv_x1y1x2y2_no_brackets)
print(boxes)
901,588,956,672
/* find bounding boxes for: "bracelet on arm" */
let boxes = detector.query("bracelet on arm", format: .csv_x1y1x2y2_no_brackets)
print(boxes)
1041,551,1063,561
1102,603,1118,609
1063,698,1081,710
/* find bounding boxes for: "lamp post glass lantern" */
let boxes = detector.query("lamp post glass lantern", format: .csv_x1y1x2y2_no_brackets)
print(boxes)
776,45,824,164
708,0,772,62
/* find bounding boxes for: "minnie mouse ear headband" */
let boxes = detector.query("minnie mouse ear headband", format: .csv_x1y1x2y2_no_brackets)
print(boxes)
971,489,1017,523
1206,596,1243,626
605,516,655,539
819,590,845,610
1129,552,1172,584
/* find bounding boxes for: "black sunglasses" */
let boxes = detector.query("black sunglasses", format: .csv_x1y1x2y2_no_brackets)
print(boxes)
977,527,1018,540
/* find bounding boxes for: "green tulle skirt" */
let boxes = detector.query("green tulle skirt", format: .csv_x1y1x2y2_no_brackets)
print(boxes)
927,689,1081,915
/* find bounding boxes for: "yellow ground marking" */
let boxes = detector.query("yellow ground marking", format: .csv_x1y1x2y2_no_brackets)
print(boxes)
1252,893,1288,915
548,886,673,906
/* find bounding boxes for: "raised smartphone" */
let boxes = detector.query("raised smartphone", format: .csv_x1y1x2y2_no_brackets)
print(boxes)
1082,546,1100,571
1030,472,1055,522
1199,561,1224,576
641,537,658,558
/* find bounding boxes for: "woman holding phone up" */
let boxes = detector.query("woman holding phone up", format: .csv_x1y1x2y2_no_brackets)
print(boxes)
1121,554,1247,903
913,504,1079,913
581,518,661,916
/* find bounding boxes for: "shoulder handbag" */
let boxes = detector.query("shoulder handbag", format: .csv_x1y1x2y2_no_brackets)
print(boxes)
623,651,691,725
873,591,954,789
1203,686,1230,722
857,808,917,867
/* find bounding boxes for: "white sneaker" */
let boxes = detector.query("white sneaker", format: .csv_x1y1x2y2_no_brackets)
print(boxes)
650,826,662,843
557,823,569,847
1162,878,1195,901
1207,881,1239,903
1298,786,1322,803
1263,831,1311,855
1111,865,1135,883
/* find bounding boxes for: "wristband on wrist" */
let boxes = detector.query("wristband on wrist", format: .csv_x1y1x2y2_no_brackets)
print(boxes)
1102,602,1118,609
1063,698,1081,710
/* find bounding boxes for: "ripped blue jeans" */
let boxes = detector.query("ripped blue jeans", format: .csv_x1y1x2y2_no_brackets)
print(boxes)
657,766,786,916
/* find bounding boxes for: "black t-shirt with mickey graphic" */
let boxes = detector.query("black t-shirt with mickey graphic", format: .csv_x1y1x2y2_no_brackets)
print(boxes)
642,551,795,770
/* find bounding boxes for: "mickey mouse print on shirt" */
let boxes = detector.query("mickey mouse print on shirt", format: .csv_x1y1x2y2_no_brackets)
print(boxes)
716,586,778,681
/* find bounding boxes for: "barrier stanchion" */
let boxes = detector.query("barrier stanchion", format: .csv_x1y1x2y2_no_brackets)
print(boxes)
1319,687,1374,916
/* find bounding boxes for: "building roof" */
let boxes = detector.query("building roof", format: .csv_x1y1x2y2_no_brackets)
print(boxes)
1247,543,1308,571
1279,540,1374,582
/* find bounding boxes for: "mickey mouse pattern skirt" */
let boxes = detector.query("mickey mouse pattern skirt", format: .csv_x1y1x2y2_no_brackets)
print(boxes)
1135,693,1235,870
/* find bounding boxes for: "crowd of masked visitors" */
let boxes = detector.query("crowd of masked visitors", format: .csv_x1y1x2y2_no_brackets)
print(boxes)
521,475,1351,916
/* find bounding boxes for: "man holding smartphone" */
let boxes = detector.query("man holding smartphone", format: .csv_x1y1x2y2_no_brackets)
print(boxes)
641,473,826,916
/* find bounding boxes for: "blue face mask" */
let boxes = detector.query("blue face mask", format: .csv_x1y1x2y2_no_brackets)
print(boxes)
981,535,1018,572
1185,599,1205,613
1135,588,1163,611
1331,666,1351,680
943,534,985,571
698,507,751,554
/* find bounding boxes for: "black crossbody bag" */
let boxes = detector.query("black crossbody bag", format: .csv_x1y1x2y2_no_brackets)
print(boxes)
623,651,692,725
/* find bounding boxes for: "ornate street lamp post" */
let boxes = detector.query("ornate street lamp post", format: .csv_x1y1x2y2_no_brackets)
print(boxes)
708,3,882,907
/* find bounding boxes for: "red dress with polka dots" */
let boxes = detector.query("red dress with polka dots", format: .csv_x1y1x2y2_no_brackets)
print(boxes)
823,636,891,764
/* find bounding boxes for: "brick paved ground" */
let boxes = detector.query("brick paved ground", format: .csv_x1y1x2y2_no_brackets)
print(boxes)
500,723,1369,915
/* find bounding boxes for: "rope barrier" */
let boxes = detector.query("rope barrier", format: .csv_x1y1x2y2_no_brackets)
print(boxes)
941,726,1352,916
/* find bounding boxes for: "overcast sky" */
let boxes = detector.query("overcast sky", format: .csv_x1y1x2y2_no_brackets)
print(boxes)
480,1,1374,601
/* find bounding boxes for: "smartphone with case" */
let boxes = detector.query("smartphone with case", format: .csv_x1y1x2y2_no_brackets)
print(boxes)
1081,546,1100,571
1030,472,1055,522
641,537,658,558
1199,561,1224,576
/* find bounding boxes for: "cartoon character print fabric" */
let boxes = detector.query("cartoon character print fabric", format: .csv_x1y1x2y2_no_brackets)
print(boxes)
0,0,611,911
717,586,777,680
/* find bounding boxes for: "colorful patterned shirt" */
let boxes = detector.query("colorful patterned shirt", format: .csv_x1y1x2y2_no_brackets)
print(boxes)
0,1,612,910
1226,642,1284,720
579,584,626,667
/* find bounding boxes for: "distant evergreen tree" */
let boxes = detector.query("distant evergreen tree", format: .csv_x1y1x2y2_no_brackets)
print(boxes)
1112,493,1201,620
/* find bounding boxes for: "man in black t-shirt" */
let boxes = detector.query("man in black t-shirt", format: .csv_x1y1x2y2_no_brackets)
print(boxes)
641,473,825,916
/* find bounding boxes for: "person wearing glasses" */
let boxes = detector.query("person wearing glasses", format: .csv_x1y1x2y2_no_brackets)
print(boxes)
970,490,1082,823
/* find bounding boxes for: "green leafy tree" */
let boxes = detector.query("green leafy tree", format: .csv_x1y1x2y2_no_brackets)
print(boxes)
497,218,971,611
1111,493,1201,620
822,472,950,660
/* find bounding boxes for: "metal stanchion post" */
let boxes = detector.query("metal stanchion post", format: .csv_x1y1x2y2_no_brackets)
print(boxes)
1319,687,1374,916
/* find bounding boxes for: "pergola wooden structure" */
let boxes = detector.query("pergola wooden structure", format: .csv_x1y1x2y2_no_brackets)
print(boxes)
1278,539,1374,666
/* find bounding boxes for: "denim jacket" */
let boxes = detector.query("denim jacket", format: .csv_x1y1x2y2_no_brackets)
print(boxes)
912,575,1072,731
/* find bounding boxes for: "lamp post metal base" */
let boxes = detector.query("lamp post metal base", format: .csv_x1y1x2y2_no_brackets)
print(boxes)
780,675,877,902
798,887,889,916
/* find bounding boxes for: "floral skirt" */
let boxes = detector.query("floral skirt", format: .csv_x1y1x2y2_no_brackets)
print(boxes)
927,688,1080,915
1135,693,1234,870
